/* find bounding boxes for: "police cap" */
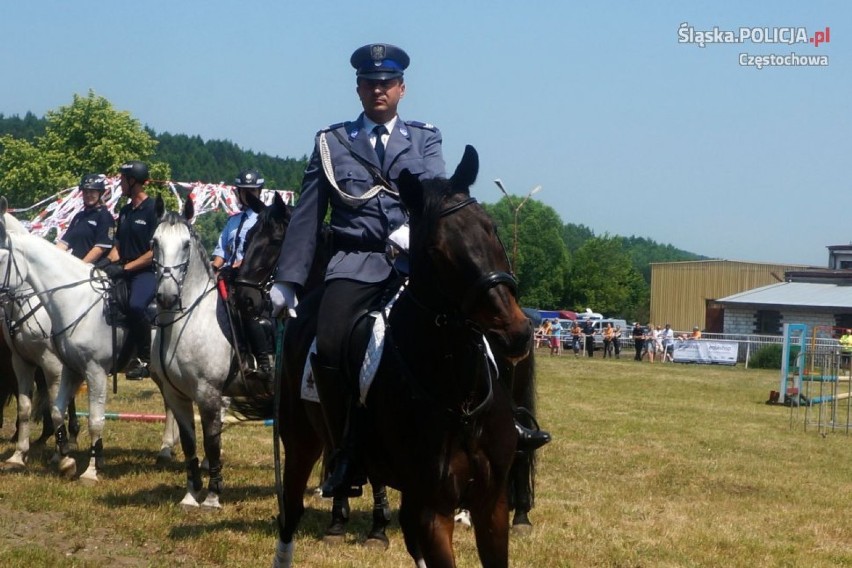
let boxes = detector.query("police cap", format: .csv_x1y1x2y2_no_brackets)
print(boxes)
350,43,409,81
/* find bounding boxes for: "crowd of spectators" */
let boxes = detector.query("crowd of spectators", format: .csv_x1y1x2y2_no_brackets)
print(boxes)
534,319,703,362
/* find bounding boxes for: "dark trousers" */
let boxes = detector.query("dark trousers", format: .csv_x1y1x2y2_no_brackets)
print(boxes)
585,336,594,357
634,339,644,361
316,277,392,380
127,270,156,363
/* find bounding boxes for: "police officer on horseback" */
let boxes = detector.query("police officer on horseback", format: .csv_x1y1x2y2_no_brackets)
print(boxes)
270,43,549,499
103,160,157,380
212,169,274,382
56,173,115,263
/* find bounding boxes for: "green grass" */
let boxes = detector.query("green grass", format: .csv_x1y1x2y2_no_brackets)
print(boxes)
2,353,851,567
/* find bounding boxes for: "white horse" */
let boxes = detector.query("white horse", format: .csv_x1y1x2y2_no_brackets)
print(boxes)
0,199,178,483
150,202,266,510
0,211,72,469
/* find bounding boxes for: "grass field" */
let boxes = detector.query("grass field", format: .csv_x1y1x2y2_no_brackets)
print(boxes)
2,350,852,567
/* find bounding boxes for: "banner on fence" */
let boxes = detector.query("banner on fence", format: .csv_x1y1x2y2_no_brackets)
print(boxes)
673,339,738,365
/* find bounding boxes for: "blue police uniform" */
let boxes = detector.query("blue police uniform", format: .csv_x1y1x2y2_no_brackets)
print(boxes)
58,205,114,260
213,209,258,266
276,115,445,287
115,196,158,365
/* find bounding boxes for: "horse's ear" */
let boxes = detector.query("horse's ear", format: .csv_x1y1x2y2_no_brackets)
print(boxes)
450,145,479,194
244,190,266,214
271,192,291,222
397,169,423,217
183,196,195,222
155,195,166,219
0,196,7,216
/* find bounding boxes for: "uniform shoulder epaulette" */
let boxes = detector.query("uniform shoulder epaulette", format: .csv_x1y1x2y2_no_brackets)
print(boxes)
317,122,347,135
404,120,437,131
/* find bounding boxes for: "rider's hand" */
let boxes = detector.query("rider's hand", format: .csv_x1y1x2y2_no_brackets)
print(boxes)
270,282,298,318
102,263,125,280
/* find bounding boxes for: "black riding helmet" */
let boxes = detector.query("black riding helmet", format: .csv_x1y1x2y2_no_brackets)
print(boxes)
119,160,149,183
234,169,264,190
79,173,107,193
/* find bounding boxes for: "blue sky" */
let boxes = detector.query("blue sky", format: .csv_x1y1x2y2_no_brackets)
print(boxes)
1,1,847,265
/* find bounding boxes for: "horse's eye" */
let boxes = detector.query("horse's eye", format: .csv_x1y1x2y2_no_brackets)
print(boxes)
183,241,190,250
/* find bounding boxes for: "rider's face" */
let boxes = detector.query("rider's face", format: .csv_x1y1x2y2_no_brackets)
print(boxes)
357,78,405,123
81,188,101,207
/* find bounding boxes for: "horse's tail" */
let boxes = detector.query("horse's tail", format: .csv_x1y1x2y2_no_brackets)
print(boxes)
226,392,275,422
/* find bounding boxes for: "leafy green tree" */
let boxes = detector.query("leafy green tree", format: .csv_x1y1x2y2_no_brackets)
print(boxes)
0,91,169,207
565,235,648,322
483,198,570,309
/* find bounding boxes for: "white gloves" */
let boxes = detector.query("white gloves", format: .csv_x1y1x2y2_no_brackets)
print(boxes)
387,224,410,254
270,282,299,318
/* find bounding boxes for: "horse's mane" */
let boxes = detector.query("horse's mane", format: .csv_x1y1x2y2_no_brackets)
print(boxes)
409,178,457,254
156,211,215,280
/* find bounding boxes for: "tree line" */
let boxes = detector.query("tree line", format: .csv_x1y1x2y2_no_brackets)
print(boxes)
0,92,704,322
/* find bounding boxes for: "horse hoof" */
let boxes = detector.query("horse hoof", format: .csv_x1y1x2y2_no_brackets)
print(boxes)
200,497,223,511
59,457,76,479
511,522,533,536
155,451,173,467
363,534,390,551
0,460,26,472
78,472,99,486
321,533,345,545
179,495,200,512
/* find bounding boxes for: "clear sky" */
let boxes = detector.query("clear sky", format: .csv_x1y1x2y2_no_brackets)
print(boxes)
1,1,848,265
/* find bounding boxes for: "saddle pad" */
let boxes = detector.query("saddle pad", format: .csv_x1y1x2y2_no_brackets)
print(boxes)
300,338,320,403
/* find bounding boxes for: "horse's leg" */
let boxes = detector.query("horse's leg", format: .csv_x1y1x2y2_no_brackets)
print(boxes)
78,367,108,485
32,367,54,446
273,397,324,567
3,356,36,470
399,496,456,568
365,483,391,549
169,395,202,510
198,398,224,510
51,367,82,479
157,403,180,465
67,395,79,450
323,495,350,544
469,489,511,568
509,452,534,533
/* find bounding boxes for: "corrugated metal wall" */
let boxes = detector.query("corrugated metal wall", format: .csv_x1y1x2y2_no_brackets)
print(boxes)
650,261,810,332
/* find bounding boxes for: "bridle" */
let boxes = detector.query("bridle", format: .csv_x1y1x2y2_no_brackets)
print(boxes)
151,221,216,326
405,196,519,330
389,195,518,425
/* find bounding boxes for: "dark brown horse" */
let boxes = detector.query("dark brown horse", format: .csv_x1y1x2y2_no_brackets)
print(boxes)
268,146,532,567
233,192,391,545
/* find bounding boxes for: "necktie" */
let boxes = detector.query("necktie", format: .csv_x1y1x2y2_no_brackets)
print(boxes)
373,125,387,165
230,211,248,264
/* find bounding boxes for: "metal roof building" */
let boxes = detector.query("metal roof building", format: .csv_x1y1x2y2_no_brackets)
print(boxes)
650,260,811,333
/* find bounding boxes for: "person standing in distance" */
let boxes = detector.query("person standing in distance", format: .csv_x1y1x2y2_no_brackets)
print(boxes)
104,161,157,380
56,173,115,263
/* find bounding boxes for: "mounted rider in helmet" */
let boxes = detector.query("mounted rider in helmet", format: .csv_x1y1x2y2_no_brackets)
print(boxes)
211,169,274,383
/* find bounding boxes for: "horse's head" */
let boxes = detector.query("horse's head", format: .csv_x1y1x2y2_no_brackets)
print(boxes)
399,146,533,361
233,192,292,316
152,200,209,311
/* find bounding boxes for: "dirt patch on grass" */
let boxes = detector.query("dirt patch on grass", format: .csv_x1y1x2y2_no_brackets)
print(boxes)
0,501,184,567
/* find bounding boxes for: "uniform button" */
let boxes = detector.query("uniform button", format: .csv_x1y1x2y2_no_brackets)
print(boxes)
379,191,385,198
389,222,396,230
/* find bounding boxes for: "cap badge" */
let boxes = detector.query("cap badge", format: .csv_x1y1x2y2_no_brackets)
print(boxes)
370,44,386,62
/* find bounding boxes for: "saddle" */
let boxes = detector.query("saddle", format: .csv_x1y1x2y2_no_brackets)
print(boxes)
104,277,130,327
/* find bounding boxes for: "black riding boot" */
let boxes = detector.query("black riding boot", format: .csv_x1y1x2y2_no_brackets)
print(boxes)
311,354,366,498
514,409,551,452
245,316,274,382
126,317,151,380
